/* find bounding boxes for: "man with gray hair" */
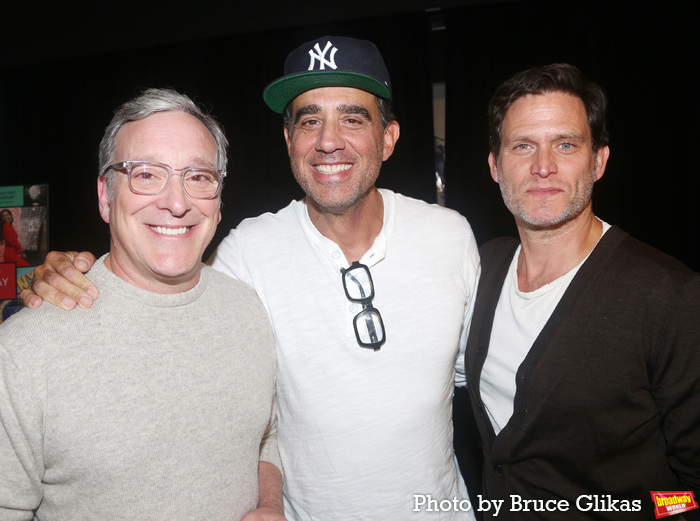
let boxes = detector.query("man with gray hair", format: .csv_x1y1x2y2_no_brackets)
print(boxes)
19,37,481,520
0,88,285,520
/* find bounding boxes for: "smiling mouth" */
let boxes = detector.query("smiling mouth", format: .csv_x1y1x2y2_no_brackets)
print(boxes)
315,164,352,175
150,225,191,236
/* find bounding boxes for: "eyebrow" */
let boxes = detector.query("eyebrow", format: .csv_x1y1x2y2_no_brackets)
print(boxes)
505,132,586,144
133,155,216,169
293,104,321,123
337,104,372,121
293,103,373,124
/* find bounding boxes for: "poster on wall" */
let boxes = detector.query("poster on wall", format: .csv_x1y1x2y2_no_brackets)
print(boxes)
0,184,48,323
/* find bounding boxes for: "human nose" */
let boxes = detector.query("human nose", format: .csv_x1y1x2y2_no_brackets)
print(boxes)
315,120,345,153
531,148,557,177
158,172,192,215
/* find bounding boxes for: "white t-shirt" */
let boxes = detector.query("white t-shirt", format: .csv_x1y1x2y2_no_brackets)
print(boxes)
480,221,611,434
211,189,480,520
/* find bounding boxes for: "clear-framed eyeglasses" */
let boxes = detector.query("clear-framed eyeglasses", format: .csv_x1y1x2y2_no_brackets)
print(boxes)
100,161,226,199
341,261,386,351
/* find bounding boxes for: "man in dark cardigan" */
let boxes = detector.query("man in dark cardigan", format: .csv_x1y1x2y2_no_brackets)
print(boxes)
464,63,700,520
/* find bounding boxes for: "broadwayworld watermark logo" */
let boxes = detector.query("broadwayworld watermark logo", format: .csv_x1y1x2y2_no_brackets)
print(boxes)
651,491,698,519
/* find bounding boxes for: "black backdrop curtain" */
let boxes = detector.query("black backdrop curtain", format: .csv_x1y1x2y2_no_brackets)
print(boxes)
0,2,697,269
0,12,436,262
441,0,698,495
443,0,699,271
0,1,697,509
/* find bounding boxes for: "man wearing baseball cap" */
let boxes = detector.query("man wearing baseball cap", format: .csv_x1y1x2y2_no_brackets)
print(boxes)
23,36,481,520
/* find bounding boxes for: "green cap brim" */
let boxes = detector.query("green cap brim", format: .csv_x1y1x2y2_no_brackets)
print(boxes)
263,71,392,113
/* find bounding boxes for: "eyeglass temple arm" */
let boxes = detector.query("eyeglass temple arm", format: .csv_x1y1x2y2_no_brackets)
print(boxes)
344,271,368,300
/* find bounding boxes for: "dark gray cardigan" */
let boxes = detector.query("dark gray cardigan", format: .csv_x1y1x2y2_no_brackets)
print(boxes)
464,226,700,520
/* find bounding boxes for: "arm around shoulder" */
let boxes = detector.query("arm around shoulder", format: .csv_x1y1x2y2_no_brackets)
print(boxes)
20,251,98,310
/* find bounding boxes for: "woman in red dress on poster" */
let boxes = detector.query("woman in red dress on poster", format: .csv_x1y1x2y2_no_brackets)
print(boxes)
0,209,30,267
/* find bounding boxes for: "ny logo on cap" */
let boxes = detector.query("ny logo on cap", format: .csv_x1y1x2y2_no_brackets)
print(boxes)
307,41,338,71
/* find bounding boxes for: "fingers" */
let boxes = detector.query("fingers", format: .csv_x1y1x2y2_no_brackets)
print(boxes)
73,251,97,273
27,251,99,310
19,288,44,309
30,272,88,310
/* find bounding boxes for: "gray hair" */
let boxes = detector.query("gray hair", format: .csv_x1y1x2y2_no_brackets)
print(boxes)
99,88,228,195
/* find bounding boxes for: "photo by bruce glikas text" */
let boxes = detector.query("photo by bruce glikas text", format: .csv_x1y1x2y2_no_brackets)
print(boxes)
413,494,642,516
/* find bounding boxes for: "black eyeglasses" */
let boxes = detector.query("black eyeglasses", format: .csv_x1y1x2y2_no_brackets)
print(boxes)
341,261,386,350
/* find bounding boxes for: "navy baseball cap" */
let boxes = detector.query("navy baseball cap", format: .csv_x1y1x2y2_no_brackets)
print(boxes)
263,36,392,114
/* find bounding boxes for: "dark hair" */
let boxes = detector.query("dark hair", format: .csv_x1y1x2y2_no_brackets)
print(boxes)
488,63,609,159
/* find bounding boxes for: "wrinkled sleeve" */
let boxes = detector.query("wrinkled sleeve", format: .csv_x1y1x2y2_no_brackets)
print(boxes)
455,224,481,388
653,274,700,495
0,343,43,520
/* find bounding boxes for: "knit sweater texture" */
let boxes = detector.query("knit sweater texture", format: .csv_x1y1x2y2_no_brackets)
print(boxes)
0,256,279,520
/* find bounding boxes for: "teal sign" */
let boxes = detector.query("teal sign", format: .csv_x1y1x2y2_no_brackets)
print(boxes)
0,186,23,207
